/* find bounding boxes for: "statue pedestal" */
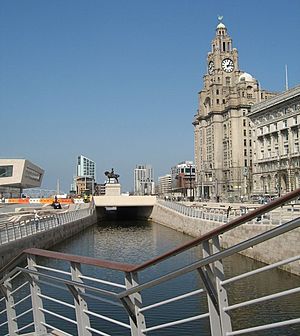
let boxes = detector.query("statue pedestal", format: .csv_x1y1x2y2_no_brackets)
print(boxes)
105,183,121,196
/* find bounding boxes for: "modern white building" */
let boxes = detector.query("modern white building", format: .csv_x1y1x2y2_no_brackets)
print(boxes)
134,165,155,195
71,155,96,195
0,159,44,197
158,174,172,196
77,155,96,180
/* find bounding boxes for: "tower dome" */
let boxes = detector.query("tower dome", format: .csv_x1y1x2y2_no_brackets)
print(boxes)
217,22,226,29
239,72,255,82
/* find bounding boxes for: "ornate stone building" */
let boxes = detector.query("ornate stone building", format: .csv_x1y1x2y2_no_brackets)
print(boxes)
193,20,275,201
249,85,300,197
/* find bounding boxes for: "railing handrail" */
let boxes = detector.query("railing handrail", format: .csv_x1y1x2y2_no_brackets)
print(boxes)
132,188,300,272
23,248,136,272
118,217,300,298
1,188,300,278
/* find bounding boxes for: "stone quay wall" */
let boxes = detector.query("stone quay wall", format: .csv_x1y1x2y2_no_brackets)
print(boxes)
0,212,98,270
150,203,300,276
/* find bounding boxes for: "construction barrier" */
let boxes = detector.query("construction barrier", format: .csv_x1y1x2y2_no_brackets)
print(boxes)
4,198,74,204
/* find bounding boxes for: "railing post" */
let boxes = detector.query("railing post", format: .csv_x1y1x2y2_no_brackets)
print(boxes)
211,236,232,335
5,222,9,242
70,262,92,336
3,276,18,335
199,240,222,336
27,254,47,335
124,271,146,336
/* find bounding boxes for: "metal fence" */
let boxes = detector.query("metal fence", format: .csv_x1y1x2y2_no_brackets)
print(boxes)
0,203,94,246
157,199,299,225
0,190,299,335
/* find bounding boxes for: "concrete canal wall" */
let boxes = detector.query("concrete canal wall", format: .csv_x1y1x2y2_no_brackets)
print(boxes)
0,212,98,269
150,203,300,275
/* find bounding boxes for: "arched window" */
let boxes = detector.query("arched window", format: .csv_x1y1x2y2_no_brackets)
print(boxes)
204,97,211,114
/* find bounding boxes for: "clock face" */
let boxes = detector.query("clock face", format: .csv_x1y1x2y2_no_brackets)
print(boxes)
208,61,214,75
221,58,234,73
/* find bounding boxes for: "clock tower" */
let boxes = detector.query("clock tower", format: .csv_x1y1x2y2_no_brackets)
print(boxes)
193,19,274,201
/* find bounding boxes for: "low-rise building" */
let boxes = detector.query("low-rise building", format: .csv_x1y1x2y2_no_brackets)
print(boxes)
171,161,196,199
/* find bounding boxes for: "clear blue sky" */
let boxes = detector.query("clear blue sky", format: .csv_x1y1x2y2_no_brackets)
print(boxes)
1,1,300,193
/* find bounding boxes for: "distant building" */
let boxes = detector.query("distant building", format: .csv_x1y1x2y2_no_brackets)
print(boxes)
171,161,195,199
193,20,275,202
95,183,106,196
134,165,155,195
249,85,300,197
74,176,95,196
77,155,96,180
158,174,172,196
71,155,96,195
0,159,44,197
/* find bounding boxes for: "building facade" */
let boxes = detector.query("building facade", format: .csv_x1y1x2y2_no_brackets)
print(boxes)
134,165,155,195
193,20,275,202
76,155,96,180
249,85,300,197
171,161,196,199
158,174,172,196
0,159,44,197
71,155,96,195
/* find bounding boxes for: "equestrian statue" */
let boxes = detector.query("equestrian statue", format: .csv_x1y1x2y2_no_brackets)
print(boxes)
104,168,120,183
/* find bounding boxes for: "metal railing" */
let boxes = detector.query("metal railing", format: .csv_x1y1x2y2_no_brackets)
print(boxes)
0,189,299,335
157,198,300,226
0,203,94,246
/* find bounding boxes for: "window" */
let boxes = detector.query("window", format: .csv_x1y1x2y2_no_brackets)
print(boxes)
244,130,247,136
244,139,247,146
249,139,252,146
217,99,219,104
243,119,246,127
284,120,288,128
226,77,231,86
216,89,219,95
244,149,247,156
0,165,13,178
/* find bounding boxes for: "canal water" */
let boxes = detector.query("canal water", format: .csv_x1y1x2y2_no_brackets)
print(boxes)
46,219,300,336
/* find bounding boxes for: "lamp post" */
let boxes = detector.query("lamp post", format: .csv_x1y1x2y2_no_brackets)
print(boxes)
277,155,281,197
215,178,219,202
188,164,194,202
